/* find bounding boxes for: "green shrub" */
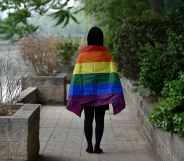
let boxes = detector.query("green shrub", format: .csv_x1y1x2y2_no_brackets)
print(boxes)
56,39,79,64
161,72,184,100
139,31,184,94
149,98,175,131
138,44,166,94
164,32,184,78
168,2,184,34
84,0,150,50
116,16,170,80
149,73,184,136
173,113,184,136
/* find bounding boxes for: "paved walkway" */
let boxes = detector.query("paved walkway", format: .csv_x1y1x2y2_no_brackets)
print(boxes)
38,103,159,161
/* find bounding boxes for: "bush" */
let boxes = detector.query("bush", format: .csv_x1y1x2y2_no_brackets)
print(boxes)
56,39,79,64
19,36,60,76
173,113,184,136
138,44,166,94
149,73,184,136
142,3,184,137
138,31,184,94
164,32,184,79
116,16,170,80
168,2,184,34
19,36,80,76
149,99,175,131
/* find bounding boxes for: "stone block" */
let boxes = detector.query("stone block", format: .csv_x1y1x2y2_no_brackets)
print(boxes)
0,104,40,161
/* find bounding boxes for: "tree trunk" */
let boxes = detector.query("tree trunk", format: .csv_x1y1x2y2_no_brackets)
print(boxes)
150,0,162,14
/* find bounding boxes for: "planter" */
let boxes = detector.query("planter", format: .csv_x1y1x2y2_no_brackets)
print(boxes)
123,77,184,161
0,104,40,161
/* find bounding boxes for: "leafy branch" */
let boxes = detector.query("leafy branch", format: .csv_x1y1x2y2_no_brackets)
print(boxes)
0,0,80,40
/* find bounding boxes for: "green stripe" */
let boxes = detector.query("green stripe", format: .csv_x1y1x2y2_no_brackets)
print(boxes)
71,73,120,85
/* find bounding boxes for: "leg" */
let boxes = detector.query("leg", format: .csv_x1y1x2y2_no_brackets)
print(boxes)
94,105,107,153
84,106,94,153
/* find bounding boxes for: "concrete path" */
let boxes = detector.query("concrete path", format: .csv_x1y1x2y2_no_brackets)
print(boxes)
38,104,160,161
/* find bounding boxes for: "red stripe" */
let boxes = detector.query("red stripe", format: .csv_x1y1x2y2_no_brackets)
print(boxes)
79,45,108,53
77,51,112,63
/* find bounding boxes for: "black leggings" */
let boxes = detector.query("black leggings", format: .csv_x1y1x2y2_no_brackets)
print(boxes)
84,105,108,147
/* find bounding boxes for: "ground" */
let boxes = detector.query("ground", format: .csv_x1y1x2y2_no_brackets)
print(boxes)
38,103,160,161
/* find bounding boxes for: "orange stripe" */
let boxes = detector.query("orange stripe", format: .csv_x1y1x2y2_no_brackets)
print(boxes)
77,51,112,63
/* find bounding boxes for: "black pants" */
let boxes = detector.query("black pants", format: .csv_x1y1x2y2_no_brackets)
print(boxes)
84,105,108,147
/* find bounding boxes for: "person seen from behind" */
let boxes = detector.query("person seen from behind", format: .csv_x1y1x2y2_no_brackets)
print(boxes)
67,26,126,154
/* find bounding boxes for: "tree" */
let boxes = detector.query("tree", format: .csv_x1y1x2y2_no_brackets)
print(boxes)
0,0,79,40
83,0,150,48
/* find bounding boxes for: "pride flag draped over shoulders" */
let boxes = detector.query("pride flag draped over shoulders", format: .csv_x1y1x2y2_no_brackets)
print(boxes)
67,45,125,117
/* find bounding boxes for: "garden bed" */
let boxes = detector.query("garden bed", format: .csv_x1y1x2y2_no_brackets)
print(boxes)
0,105,20,116
123,77,184,161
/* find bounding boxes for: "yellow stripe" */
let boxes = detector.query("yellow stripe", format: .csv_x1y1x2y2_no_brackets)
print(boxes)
73,62,118,74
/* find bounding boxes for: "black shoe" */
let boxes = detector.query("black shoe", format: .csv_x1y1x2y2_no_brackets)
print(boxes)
94,146,103,154
86,144,93,153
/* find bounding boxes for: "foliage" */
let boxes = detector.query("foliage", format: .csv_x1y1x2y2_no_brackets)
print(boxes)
136,3,184,93
18,36,80,75
30,10,92,37
149,73,184,136
164,32,184,79
0,0,79,40
173,113,184,136
19,36,60,76
84,0,150,50
161,73,184,99
56,39,79,64
163,0,184,14
168,2,184,34
138,31,184,94
138,44,165,94
116,16,169,80
84,0,184,81
149,99,175,131
0,11,38,40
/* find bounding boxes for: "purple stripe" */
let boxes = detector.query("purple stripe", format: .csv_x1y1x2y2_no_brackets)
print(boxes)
67,94,125,117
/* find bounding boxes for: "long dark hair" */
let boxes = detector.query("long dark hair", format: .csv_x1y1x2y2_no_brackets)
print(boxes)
87,26,104,46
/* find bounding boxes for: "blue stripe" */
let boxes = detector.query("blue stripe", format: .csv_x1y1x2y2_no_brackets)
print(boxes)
69,83,123,96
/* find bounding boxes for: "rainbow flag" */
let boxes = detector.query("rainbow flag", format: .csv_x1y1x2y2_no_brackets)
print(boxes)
67,45,125,116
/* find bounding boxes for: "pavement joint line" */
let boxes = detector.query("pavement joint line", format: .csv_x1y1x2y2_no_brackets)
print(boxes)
41,109,64,153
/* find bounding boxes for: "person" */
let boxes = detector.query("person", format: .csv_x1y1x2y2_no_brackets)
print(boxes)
67,26,125,154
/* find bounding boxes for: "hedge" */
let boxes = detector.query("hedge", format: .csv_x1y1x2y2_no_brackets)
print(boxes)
115,16,170,80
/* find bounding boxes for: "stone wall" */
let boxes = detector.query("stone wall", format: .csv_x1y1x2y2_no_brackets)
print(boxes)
22,75,67,105
123,77,184,161
0,104,40,161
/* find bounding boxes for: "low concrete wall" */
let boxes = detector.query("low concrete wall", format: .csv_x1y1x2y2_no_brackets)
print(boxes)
0,104,40,161
123,77,184,161
17,87,38,104
22,75,67,105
